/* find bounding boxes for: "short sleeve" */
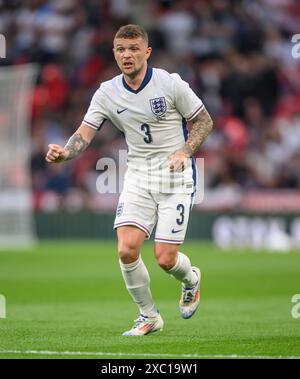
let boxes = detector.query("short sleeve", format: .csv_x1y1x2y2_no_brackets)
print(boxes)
82,87,107,131
172,73,204,121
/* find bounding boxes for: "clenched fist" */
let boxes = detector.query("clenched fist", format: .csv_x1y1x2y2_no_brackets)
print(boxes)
45,144,69,163
168,150,189,172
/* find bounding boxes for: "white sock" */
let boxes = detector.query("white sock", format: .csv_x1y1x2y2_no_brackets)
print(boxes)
167,252,198,288
119,256,158,318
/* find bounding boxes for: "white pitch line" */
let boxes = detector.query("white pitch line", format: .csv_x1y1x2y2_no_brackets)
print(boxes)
0,350,299,359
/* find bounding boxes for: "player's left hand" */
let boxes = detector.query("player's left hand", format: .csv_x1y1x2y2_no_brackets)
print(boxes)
168,150,189,172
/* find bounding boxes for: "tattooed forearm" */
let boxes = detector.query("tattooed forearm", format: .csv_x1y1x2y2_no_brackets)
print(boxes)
182,108,213,157
64,133,90,160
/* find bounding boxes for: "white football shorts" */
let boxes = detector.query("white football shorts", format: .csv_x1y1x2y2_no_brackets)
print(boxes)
114,184,195,244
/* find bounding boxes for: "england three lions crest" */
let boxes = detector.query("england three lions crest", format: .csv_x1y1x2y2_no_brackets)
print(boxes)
149,97,167,118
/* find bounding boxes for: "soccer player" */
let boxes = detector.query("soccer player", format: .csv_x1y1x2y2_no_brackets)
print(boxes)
45,24,213,336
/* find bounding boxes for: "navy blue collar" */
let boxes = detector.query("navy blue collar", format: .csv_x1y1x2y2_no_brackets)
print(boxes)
122,65,153,94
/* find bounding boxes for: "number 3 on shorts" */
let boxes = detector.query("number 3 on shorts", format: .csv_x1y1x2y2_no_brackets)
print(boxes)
176,204,185,225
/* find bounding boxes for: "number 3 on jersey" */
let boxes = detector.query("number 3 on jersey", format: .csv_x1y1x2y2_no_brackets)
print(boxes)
141,123,153,144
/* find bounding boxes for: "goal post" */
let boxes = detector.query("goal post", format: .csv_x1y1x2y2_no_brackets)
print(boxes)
0,64,38,249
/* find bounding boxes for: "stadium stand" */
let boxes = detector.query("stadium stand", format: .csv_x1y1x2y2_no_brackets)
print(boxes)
1,0,300,211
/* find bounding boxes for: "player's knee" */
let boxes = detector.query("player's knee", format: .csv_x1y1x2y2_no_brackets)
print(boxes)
155,249,178,271
118,241,139,264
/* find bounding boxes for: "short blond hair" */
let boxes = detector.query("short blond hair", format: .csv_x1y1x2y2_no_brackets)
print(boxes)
114,24,148,45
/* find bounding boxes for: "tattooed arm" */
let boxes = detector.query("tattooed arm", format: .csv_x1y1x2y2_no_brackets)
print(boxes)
45,123,97,163
168,108,213,172
182,108,213,157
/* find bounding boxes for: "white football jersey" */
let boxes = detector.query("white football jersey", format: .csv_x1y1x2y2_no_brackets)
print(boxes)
82,66,205,194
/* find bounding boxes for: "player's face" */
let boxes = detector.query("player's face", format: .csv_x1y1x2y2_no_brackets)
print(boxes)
113,37,152,78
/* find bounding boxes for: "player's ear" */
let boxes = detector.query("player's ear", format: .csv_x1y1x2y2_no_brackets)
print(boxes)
146,46,152,59
112,47,118,61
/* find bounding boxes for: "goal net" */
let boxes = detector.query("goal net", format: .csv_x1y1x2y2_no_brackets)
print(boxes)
0,64,38,248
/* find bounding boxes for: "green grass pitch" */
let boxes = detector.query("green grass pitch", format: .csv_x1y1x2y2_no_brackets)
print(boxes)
0,240,299,359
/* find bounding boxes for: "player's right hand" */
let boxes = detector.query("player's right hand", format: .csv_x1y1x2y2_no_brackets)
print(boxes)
45,144,69,163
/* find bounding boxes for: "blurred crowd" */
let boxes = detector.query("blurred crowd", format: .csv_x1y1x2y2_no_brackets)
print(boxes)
1,0,300,211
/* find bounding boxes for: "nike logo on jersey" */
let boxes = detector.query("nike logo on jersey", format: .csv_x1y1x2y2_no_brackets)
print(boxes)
117,108,128,114
171,228,183,234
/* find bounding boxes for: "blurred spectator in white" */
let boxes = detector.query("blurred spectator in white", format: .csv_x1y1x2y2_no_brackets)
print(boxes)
158,0,196,56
